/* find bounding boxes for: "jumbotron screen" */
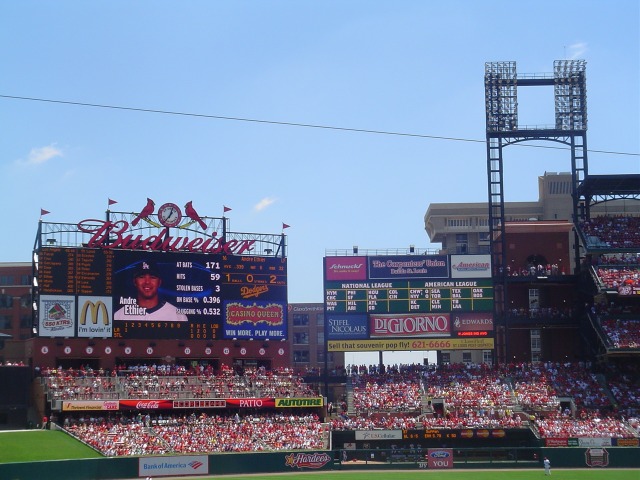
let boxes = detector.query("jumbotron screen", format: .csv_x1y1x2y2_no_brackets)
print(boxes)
323,254,495,351
36,247,287,340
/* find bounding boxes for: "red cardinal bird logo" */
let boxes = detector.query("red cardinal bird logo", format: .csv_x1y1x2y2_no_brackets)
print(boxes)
184,201,207,230
131,198,155,226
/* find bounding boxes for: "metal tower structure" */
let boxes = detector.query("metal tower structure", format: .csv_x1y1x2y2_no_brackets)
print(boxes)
484,60,588,363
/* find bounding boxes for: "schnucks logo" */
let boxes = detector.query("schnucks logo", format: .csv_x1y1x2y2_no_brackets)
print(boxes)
285,452,331,469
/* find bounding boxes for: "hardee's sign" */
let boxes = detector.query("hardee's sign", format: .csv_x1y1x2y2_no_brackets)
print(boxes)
77,220,255,254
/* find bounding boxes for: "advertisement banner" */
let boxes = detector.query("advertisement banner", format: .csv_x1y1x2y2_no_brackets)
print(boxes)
355,430,403,441
324,256,367,281
427,448,454,469
615,438,639,447
327,315,368,339
368,255,449,280
223,300,287,339
284,452,332,470
450,255,491,278
328,337,494,352
578,438,613,447
62,401,119,411
370,313,450,338
39,295,76,338
119,400,174,410
225,398,276,408
275,398,323,407
585,448,609,467
452,312,494,332
77,296,113,338
139,455,208,477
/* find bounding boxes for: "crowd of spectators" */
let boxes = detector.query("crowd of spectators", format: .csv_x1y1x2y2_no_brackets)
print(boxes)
533,410,637,438
350,365,424,413
423,363,513,409
64,412,328,456
506,306,573,321
580,215,640,249
601,319,640,349
506,263,565,277
42,359,640,453
41,364,319,402
596,267,640,289
596,253,640,265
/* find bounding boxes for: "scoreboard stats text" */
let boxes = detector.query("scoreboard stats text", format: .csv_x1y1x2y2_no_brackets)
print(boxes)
323,254,494,351
37,247,287,340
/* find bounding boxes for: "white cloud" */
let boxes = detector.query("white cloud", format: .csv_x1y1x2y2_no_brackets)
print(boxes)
17,145,63,166
568,42,588,60
254,197,276,212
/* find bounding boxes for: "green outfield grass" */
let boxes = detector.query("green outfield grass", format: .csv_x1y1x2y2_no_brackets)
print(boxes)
0,430,101,463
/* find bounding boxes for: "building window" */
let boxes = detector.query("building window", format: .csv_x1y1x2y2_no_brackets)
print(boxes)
20,315,31,328
531,328,541,355
441,352,450,364
448,218,471,227
0,315,11,329
478,232,490,242
456,234,468,254
0,276,14,286
0,294,12,309
293,314,309,326
293,350,310,363
293,332,309,345
20,294,31,308
482,350,493,365
316,313,324,326
462,351,472,364
317,332,324,345
20,275,31,286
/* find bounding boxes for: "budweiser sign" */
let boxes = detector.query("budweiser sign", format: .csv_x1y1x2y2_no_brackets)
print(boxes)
77,220,255,255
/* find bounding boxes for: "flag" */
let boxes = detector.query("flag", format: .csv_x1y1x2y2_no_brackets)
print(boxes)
282,223,290,230
108,198,118,206
223,205,232,213
40,208,50,216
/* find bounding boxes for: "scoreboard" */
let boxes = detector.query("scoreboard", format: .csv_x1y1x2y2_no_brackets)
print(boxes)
37,247,287,340
323,254,494,351
324,280,493,314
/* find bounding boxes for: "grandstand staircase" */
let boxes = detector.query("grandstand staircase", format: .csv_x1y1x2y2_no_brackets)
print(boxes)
345,376,355,415
594,373,618,407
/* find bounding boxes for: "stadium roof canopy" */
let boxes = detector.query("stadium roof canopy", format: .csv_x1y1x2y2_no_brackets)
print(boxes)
577,174,640,198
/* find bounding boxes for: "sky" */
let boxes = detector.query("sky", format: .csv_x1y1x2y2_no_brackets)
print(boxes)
1,1,638,366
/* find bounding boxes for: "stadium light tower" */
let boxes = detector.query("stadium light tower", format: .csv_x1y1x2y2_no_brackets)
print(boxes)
484,60,588,364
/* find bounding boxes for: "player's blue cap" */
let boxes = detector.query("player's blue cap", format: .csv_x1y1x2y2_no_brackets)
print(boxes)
133,260,161,277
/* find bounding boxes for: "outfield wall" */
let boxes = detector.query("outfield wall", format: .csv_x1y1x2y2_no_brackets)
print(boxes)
1,448,639,479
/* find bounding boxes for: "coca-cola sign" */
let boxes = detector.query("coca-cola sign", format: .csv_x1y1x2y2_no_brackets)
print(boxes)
119,399,173,410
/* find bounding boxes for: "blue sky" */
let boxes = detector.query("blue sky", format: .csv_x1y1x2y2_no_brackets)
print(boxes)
1,1,638,314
